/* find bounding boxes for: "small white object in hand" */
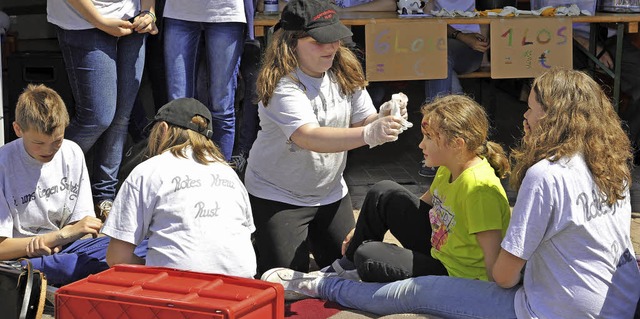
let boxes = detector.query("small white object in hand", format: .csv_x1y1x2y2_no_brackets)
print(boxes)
390,93,413,131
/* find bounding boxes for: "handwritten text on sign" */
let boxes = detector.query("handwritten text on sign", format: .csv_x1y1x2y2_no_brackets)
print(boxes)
365,21,447,82
490,18,572,79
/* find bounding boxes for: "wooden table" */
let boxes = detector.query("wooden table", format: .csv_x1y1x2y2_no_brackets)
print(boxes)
255,11,640,33
254,12,640,108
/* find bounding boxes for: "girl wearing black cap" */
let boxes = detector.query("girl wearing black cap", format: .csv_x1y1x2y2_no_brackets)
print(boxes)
103,98,257,278
245,0,409,276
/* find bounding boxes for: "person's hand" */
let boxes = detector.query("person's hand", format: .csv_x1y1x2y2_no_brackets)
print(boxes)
95,17,135,37
60,216,103,242
25,234,63,257
379,92,409,120
364,116,404,148
131,12,158,35
597,48,614,69
460,33,490,53
341,228,355,255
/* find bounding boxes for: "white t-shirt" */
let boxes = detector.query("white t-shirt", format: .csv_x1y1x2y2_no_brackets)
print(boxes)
502,154,640,319
102,149,256,278
47,0,138,30
0,139,94,238
163,0,246,23
245,69,376,206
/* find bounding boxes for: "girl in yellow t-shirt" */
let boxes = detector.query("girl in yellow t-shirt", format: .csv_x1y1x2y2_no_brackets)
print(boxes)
314,94,511,283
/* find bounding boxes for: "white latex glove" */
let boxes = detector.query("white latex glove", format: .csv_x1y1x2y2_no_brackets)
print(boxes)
363,116,403,148
379,92,413,131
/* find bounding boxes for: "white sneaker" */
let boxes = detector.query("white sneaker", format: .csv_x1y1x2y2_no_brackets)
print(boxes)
311,259,361,281
260,267,321,301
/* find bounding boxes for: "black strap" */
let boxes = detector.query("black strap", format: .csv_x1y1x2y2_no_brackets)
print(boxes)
17,258,33,319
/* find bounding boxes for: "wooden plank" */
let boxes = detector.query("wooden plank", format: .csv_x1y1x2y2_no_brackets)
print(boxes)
459,66,492,79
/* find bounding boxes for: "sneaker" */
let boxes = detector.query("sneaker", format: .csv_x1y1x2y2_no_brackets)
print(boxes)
311,259,361,281
229,151,248,175
260,267,322,301
418,160,438,178
95,200,113,222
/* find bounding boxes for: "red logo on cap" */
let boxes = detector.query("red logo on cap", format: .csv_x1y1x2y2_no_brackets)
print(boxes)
313,9,336,21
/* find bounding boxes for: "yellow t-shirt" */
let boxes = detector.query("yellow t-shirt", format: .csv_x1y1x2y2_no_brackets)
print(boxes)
428,158,511,280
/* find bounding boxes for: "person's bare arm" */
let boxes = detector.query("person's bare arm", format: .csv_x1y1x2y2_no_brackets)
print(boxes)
66,0,134,37
419,190,432,205
475,229,502,281
290,123,368,153
106,238,144,266
0,237,48,260
131,0,158,35
0,215,102,259
492,248,526,288
290,114,402,153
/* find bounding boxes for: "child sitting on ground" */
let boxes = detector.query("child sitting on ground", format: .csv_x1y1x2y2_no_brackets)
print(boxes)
103,98,256,278
0,84,146,286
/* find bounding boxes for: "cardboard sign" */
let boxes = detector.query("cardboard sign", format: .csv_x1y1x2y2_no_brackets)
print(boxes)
490,18,573,78
365,21,447,81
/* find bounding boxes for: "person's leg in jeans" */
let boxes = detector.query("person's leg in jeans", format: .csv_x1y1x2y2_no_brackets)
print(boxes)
203,22,245,161
236,39,261,156
307,194,356,269
164,18,201,100
57,28,145,205
344,180,445,282
26,237,149,286
91,32,146,204
424,38,484,103
318,275,518,318
57,28,118,153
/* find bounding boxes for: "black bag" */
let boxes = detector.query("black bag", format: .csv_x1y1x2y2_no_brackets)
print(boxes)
0,259,47,319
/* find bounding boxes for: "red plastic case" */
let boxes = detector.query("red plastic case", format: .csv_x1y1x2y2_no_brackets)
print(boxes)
55,265,284,319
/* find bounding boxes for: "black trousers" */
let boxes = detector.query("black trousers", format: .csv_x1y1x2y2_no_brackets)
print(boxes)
346,180,448,282
250,193,355,277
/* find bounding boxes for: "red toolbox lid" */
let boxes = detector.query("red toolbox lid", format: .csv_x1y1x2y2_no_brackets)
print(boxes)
56,264,284,318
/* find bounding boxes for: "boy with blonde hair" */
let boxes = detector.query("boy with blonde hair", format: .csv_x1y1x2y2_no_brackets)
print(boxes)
0,84,145,286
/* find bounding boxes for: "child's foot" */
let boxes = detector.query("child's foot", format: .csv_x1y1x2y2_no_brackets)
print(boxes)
311,259,361,281
260,267,322,301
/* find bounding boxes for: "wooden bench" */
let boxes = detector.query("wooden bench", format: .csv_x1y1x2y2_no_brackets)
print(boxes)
458,66,492,79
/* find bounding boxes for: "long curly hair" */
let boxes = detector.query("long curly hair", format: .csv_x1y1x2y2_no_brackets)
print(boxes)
256,29,367,105
510,68,632,205
146,115,225,165
421,95,510,178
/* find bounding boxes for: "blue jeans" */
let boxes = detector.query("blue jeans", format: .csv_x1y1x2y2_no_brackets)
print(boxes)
319,276,518,318
56,27,146,204
163,18,244,160
425,38,484,103
236,39,261,154
24,236,148,286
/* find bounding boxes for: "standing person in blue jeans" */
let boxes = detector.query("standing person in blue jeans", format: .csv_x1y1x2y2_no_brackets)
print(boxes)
419,0,489,178
163,0,246,161
47,0,158,221
230,0,260,175
262,69,640,318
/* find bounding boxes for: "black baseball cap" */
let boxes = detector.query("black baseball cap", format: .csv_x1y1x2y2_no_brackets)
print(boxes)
274,0,352,43
147,98,213,139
